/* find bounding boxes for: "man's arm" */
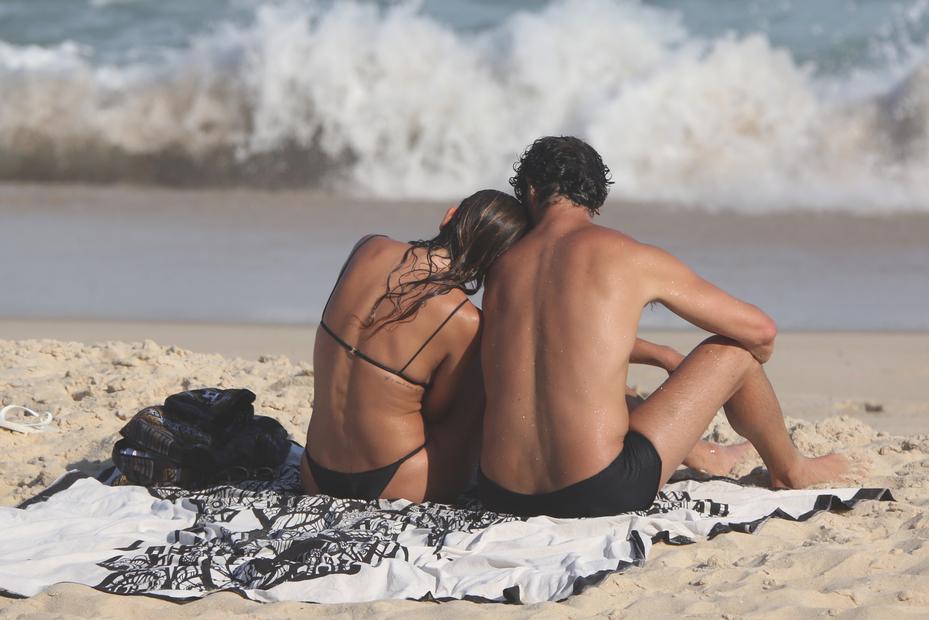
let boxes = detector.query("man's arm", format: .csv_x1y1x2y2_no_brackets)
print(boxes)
638,245,777,363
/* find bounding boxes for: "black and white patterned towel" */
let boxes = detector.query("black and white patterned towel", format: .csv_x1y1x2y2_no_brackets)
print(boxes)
0,446,892,604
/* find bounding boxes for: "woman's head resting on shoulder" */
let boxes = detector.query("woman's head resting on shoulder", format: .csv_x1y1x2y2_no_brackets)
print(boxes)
373,189,529,327
434,189,529,292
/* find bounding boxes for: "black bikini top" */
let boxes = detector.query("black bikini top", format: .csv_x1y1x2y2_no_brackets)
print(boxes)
318,235,468,389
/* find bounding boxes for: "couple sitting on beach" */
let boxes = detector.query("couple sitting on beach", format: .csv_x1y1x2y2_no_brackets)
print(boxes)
300,136,850,518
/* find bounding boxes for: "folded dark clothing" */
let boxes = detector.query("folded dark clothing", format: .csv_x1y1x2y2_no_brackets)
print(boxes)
113,387,288,489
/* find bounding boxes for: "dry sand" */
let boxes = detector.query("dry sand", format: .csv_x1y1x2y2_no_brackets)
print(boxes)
1,326,928,618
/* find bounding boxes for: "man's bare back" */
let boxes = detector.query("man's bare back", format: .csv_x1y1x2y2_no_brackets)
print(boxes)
478,136,851,518
482,210,644,492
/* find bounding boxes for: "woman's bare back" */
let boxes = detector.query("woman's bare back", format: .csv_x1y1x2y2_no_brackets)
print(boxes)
301,235,483,502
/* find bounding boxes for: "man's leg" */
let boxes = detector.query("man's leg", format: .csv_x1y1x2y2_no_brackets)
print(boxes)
628,336,849,488
627,393,751,476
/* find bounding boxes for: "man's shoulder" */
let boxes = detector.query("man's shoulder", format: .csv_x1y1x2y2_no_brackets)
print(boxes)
563,225,679,290
570,223,645,257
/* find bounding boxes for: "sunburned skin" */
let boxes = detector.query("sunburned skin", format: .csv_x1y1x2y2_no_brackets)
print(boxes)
480,194,856,497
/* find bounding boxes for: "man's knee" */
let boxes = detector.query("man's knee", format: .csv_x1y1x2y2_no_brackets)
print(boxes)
692,336,758,373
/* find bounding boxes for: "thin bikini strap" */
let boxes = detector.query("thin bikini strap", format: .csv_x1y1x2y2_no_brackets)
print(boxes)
398,298,469,373
393,441,428,466
319,321,429,388
321,234,386,318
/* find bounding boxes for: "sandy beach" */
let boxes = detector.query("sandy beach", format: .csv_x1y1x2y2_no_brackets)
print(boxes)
1,325,927,618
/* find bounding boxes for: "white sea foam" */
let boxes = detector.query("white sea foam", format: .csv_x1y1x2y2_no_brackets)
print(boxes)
1,0,928,212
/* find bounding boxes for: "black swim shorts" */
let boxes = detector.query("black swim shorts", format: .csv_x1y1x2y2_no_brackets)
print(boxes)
478,430,662,518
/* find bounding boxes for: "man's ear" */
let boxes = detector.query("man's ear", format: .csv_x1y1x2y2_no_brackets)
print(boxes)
527,184,538,208
440,205,458,230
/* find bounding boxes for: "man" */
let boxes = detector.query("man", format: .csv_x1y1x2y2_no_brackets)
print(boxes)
479,136,850,518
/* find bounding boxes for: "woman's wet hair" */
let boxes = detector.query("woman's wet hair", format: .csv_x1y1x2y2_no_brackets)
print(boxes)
510,136,613,215
370,189,528,328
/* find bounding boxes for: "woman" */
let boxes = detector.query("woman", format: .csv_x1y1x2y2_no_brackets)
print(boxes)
301,189,528,502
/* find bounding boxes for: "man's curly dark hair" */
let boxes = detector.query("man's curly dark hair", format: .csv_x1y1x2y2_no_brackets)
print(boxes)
509,136,613,215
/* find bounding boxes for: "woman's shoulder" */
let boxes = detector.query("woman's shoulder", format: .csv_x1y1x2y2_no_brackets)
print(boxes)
346,235,412,266
431,290,481,336
351,234,404,252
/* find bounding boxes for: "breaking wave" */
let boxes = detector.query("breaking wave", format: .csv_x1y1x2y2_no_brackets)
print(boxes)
2,0,929,212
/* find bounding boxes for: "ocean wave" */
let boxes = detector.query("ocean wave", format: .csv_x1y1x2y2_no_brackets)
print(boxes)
1,0,928,212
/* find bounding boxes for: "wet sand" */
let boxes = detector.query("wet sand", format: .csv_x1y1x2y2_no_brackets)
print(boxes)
3,182,928,329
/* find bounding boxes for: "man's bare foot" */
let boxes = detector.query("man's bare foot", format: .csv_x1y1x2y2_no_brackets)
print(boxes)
769,453,858,489
684,441,754,476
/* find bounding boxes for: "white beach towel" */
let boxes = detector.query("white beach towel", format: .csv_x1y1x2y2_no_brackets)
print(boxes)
0,446,892,604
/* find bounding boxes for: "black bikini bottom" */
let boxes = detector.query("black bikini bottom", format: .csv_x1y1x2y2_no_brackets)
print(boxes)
478,430,662,518
304,443,426,500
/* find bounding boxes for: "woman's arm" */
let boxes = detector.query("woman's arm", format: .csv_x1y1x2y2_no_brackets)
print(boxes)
420,303,483,423
420,325,485,501
630,337,684,374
